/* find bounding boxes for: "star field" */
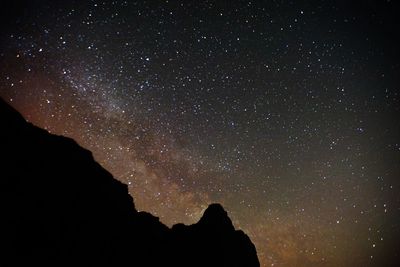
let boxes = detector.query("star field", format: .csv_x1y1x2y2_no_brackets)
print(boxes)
1,1,399,266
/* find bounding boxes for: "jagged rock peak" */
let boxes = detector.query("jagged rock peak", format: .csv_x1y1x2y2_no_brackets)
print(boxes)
0,97,260,267
198,203,235,231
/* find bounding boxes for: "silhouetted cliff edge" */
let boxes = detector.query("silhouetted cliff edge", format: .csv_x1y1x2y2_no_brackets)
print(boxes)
0,98,259,267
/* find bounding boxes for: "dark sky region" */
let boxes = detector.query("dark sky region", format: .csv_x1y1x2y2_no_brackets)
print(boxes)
1,1,399,266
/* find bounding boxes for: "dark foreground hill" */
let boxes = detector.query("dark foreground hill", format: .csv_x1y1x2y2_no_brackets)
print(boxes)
0,98,259,267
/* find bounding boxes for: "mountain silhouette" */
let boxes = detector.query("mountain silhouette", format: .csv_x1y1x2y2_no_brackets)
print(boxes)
0,98,259,267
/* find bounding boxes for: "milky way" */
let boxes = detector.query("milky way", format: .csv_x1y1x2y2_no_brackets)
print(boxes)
1,1,399,266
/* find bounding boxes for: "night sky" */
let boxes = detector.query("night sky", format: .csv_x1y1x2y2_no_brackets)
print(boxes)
1,1,399,266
